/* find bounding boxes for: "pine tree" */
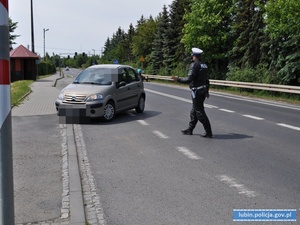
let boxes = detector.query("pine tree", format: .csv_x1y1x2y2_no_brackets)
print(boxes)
9,18,20,50
150,5,171,75
168,0,192,70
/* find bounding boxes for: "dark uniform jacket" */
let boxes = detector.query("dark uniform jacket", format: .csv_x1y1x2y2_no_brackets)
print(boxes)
177,59,209,92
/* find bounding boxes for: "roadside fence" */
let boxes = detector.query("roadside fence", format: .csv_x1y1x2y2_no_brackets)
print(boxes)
142,74,300,95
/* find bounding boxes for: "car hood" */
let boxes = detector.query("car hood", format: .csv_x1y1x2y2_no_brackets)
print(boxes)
61,83,113,95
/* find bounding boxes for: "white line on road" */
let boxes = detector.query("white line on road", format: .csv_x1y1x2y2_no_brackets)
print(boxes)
145,88,218,108
205,104,218,109
277,123,300,131
216,175,258,197
243,115,265,120
137,120,149,126
212,92,300,111
219,109,235,113
152,130,169,139
176,147,202,160
145,88,191,103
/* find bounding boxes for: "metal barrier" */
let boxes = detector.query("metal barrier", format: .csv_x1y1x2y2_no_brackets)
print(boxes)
142,74,300,94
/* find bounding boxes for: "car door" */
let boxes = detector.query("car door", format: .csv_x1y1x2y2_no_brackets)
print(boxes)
114,67,132,111
124,67,141,107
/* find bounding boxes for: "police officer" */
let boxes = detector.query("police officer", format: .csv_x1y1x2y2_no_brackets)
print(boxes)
172,47,213,138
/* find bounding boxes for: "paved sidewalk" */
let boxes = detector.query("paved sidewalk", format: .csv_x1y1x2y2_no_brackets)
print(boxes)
12,73,85,225
12,74,61,116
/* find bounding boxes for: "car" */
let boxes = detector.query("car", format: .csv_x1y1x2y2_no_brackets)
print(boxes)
55,64,146,122
65,66,69,71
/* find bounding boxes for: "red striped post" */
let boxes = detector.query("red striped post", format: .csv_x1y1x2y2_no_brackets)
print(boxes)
0,0,15,224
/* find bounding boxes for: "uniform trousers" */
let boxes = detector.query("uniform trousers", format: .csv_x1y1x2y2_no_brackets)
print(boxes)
189,92,212,134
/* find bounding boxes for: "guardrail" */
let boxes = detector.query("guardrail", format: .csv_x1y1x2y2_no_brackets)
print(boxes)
142,74,300,94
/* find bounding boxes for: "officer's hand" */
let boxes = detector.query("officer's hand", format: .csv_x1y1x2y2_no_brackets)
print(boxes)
171,76,178,81
206,93,210,98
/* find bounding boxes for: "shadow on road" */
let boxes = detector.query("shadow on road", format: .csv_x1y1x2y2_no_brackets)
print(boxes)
208,133,253,140
58,110,162,125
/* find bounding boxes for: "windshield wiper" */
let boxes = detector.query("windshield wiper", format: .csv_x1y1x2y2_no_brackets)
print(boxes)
82,82,102,85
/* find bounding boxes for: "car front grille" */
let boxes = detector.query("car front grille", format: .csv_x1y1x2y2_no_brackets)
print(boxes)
63,94,86,103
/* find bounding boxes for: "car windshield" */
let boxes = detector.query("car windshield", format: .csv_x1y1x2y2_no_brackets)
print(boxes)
73,68,116,85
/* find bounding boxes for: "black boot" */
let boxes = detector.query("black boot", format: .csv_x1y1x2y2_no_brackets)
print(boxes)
200,132,213,138
181,129,193,135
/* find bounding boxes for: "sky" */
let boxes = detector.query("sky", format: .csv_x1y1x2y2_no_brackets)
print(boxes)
8,0,174,57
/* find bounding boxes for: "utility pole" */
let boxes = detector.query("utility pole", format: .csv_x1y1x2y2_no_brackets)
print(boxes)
0,0,15,224
43,28,49,60
31,0,35,52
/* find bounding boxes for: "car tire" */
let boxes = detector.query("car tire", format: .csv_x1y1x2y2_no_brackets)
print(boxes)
102,101,115,121
135,95,145,113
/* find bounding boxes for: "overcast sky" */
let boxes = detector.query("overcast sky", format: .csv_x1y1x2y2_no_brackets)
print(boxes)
9,0,173,57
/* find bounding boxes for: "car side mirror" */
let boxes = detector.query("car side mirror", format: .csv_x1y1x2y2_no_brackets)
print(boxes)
117,81,126,88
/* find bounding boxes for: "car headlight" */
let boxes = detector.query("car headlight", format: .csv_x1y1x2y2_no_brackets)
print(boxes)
58,92,64,100
85,93,104,102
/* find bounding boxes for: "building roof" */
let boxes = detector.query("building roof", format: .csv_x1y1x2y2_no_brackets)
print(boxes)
10,45,39,59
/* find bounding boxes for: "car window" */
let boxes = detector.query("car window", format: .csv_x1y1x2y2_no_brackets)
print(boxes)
74,68,112,85
126,68,139,83
118,68,127,83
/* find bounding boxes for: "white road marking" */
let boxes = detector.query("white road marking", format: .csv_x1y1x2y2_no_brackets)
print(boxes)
243,115,265,120
219,109,235,113
152,130,169,139
277,123,300,131
145,88,218,108
212,92,300,111
217,175,258,197
146,88,191,103
137,120,149,126
205,104,218,109
146,88,300,131
176,147,202,160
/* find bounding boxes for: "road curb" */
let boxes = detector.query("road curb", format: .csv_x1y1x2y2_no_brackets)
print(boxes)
67,124,86,225
53,72,65,87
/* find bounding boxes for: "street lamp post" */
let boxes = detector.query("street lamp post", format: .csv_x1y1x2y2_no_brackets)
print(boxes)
43,28,49,61
31,0,35,52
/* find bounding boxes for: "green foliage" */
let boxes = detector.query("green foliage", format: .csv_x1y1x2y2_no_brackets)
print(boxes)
227,66,267,83
131,16,158,65
11,0,299,87
9,17,20,50
263,0,300,85
182,0,233,79
38,61,56,75
11,80,33,106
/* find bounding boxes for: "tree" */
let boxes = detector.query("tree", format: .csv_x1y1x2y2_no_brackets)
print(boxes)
227,0,267,83
151,5,171,74
9,18,20,50
264,0,300,85
131,16,158,66
182,0,233,79
169,0,192,66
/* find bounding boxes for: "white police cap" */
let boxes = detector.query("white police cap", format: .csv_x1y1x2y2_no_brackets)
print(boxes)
191,47,203,55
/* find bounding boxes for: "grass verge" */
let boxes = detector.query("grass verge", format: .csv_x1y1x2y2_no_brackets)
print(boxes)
11,80,33,107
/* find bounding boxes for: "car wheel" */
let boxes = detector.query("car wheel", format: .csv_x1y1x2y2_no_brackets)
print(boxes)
135,95,145,113
103,101,115,121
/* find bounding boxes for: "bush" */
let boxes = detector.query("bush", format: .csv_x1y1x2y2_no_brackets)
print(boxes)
38,61,56,75
226,66,267,83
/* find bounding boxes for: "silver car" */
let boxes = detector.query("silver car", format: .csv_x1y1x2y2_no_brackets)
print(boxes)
55,64,146,121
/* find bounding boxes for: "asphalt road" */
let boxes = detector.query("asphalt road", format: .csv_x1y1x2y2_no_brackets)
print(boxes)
58,70,300,224
67,80,300,225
